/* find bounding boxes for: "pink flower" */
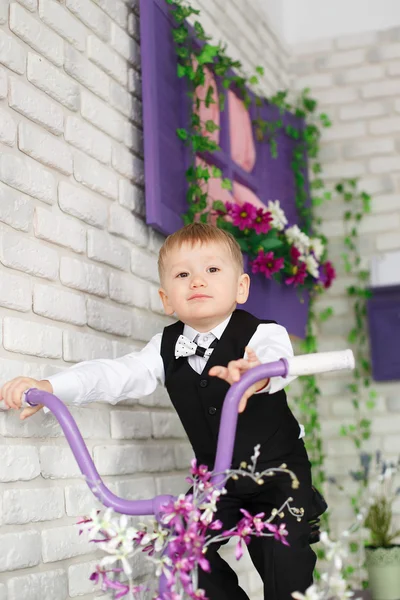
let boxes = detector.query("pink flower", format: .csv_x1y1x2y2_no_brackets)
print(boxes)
285,245,307,287
319,260,336,289
251,250,284,278
264,522,290,546
253,208,273,234
230,202,257,230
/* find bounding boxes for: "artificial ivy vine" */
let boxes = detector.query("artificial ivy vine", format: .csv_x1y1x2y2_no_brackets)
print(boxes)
166,0,375,564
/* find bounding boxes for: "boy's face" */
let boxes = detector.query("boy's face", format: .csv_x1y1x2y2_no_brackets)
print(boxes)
159,241,250,332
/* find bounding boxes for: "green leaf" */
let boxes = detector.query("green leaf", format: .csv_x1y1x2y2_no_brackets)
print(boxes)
255,66,264,76
211,165,222,178
197,44,219,65
221,178,232,190
177,63,187,78
205,119,220,133
212,200,227,213
176,128,188,140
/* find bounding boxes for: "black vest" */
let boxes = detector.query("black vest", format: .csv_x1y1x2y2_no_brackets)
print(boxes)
160,309,300,468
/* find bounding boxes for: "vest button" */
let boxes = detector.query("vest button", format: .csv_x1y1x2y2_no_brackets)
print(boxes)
199,379,208,388
208,406,217,415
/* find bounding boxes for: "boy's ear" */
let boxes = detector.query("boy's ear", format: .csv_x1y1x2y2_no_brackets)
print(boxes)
236,273,250,305
158,288,175,316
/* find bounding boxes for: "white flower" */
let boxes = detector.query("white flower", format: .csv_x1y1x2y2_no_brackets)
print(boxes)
292,584,320,600
266,200,288,231
309,237,325,261
285,225,310,254
305,255,319,279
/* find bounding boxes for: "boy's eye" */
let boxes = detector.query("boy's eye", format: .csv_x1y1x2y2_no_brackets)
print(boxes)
207,267,219,273
176,272,189,278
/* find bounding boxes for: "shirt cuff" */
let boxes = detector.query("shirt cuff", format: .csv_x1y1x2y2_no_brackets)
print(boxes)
46,372,83,406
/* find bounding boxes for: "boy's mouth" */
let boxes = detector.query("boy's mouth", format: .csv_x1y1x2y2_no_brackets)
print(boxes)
188,294,212,300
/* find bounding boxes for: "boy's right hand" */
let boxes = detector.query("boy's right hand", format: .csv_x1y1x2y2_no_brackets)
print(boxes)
0,378,53,420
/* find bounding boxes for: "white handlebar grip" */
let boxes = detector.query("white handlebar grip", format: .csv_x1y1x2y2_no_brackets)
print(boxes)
287,349,355,377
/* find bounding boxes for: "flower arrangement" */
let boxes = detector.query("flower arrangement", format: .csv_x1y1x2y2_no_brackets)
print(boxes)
350,452,400,548
212,199,335,292
79,446,303,599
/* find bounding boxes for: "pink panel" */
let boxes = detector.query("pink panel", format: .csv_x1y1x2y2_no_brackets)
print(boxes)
228,90,256,172
193,60,220,145
233,181,265,210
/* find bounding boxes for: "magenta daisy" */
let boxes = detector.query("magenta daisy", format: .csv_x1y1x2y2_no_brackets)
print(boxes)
251,250,284,279
230,202,257,230
253,208,273,234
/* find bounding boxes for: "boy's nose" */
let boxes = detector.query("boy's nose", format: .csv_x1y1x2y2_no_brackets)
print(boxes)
191,275,207,287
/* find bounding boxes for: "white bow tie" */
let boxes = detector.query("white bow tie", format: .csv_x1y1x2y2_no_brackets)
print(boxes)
174,334,217,359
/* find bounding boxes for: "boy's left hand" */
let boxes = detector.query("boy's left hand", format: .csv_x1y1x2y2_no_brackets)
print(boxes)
208,347,270,413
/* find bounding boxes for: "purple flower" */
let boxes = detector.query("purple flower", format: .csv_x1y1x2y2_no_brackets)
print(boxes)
319,260,336,289
285,246,307,287
251,250,284,278
253,208,273,234
230,202,257,230
264,522,290,546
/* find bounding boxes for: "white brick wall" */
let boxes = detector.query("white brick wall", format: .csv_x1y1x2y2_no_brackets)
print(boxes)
291,25,400,558
0,1,287,598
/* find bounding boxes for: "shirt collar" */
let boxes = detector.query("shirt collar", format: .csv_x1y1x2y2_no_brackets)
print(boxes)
183,314,232,343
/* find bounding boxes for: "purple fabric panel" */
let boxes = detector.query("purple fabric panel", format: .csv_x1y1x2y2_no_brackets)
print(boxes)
367,285,400,381
242,255,309,338
140,0,188,235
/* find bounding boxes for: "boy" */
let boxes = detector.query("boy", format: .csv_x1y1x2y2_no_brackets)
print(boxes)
1,223,316,599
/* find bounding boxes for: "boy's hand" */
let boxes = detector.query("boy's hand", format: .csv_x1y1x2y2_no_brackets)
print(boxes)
208,347,270,413
0,377,53,420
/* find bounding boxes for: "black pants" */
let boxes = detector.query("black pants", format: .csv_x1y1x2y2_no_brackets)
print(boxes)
198,442,317,600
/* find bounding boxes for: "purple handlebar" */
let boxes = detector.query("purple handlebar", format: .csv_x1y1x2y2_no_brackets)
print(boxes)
25,358,288,515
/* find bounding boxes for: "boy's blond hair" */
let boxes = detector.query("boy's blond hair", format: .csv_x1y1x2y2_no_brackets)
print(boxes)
158,223,244,281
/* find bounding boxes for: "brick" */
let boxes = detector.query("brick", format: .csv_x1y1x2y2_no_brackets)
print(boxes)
376,231,400,251
34,206,85,253
88,229,130,270
151,412,186,439
112,144,144,183
10,3,63,67
110,22,140,65
0,66,7,98
0,106,17,146
18,0,37,10
372,194,400,213
131,247,159,282
19,122,72,175
113,339,143,358
0,531,41,572
156,474,187,496
42,524,92,562
109,79,141,122
69,406,109,438
128,68,141,98
173,443,194,470
60,256,108,298
335,31,377,49
322,122,366,142
87,35,127,86
370,156,400,174
0,230,59,279
58,181,108,228
339,101,388,121
73,151,118,200
0,268,31,312
39,0,86,51
68,561,98,597
0,30,26,74
64,43,110,101
109,203,148,246
3,488,64,524
317,49,365,70
148,228,164,255
387,61,400,76
150,285,165,314
3,316,62,358
119,178,144,214
131,308,170,342
63,330,113,362
9,78,63,135
40,446,86,478
383,435,400,453
65,116,112,164
0,445,40,481
387,396,400,412
0,152,56,205
7,570,68,600
114,477,156,504
294,72,333,90
362,80,400,99
128,12,140,41
343,139,395,159
359,212,400,234
335,64,384,85
0,0,7,23
110,410,152,439
93,442,175,475
87,297,132,336
27,53,79,112
292,38,334,56
0,183,33,231
33,282,86,325
64,483,104,516
66,0,109,41
80,89,124,142
109,271,149,308
313,87,358,106
96,0,128,29
139,385,170,408
372,43,400,61
369,116,400,135
0,406,63,438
